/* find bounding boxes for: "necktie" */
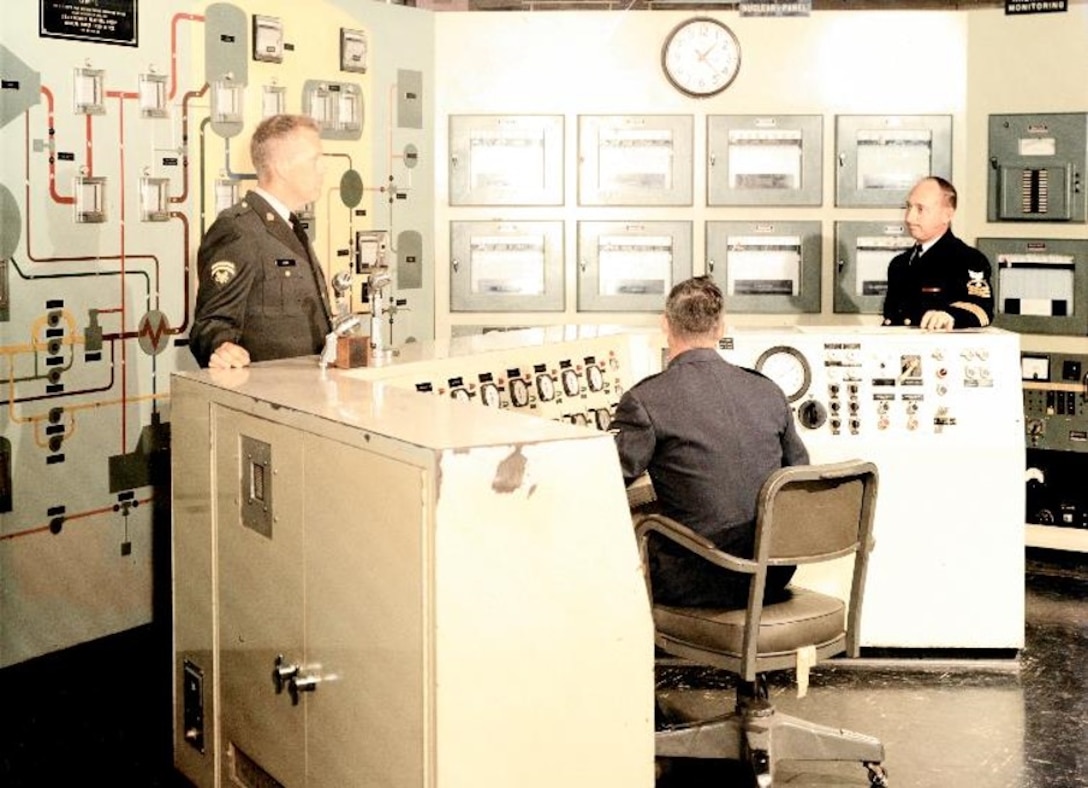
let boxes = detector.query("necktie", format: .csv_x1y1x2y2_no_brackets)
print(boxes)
289,213,310,249
908,244,922,265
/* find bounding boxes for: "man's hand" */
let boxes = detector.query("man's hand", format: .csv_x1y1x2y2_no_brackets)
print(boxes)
920,310,955,331
209,341,251,369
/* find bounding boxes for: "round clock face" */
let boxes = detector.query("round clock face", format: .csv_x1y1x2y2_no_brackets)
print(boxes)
661,17,741,98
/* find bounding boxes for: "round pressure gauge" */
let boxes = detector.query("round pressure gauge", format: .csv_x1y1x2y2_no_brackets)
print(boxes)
561,369,580,397
754,345,811,403
536,373,556,402
586,365,604,392
450,387,471,403
661,17,741,98
509,378,530,408
480,382,501,408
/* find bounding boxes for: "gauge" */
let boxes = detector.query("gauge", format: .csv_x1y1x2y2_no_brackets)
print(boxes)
561,369,580,397
570,413,589,427
754,345,811,403
586,365,604,392
480,382,501,408
509,378,530,408
536,373,555,402
450,388,471,403
594,408,612,431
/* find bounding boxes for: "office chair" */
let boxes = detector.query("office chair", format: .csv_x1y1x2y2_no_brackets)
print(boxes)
634,459,888,788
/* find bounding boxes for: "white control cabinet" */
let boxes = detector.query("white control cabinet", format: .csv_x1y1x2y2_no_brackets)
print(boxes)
172,362,654,787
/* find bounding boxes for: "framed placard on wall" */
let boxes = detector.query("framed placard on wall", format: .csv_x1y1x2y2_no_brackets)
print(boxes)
40,0,138,47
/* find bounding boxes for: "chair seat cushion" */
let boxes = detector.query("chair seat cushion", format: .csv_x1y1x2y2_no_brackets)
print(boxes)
653,586,845,657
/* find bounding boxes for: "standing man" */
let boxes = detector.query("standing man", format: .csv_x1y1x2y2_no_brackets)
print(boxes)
612,277,810,608
882,176,994,331
189,114,333,368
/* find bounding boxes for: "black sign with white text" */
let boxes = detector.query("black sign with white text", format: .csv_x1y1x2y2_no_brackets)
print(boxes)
40,0,137,47
1005,0,1067,14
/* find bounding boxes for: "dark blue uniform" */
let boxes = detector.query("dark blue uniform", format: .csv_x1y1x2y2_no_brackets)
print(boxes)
189,192,333,367
882,230,994,328
613,347,810,607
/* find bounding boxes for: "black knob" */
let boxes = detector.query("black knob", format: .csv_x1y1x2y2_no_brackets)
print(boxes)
796,400,827,430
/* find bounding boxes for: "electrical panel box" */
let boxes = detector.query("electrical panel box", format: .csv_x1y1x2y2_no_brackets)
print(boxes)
705,220,821,313
251,15,284,64
577,115,693,206
833,220,913,314
449,115,564,206
707,114,822,206
978,237,1088,336
576,220,692,312
987,112,1087,223
262,84,286,118
138,73,168,119
836,114,952,208
302,81,364,140
450,220,564,312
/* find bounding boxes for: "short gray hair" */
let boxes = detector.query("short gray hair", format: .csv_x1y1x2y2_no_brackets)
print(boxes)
250,114,320,178
665,276,724,339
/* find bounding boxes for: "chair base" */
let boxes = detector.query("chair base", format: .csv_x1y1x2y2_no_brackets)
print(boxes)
656,700,887,787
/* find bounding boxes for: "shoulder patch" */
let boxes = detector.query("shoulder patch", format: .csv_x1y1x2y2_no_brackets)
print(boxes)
966,269,991,299
209,260,237,286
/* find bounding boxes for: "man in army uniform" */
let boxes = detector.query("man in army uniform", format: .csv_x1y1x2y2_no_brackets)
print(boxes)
882,176,994,331
189,114,333,368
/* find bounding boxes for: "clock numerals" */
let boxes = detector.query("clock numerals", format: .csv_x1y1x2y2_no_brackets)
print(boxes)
662,18,741,98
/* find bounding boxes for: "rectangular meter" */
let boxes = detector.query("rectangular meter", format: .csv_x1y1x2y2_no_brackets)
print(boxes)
577,221,692,312
836,115,952,208
706,220,821,313
978,237,1088,335
708,114,822,206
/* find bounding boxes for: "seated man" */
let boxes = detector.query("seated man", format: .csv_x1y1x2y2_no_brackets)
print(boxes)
612,276,810,608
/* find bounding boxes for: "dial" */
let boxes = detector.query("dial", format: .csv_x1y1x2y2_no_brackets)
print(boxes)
586,365,604,392
450,387,471,403
754,345,811,403
661,17,741,98
480,382,501,408
509,378,530,407
561,369,580,397
536,373,556,402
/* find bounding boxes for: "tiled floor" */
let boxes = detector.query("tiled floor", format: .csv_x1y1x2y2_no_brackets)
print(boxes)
1,548,1085,787
657,548,1088,788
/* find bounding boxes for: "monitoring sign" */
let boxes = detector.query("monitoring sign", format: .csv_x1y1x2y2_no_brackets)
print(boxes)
40,0,138,47
1005,0,1067,14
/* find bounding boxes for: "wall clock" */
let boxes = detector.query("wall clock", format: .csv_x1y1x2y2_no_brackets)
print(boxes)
661,17,741,98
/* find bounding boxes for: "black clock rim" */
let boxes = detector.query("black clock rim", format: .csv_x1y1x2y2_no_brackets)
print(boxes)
660,16,742,98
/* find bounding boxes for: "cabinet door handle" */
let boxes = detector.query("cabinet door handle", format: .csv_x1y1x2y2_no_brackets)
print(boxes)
288,673,320,705
272,654,299,695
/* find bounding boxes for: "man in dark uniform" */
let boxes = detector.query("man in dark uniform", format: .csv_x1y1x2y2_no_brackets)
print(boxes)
612,277,810,608
190,114,333,368
882,176,994,331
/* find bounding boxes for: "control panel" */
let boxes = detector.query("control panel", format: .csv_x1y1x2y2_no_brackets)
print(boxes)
716,326,1025,649
1022,351,1088,539
719,328,1018,446
1022,351,1088,452
343,327,659,431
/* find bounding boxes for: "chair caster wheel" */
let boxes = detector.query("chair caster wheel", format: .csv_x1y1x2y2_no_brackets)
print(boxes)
750,749,771,787
865,762,889,787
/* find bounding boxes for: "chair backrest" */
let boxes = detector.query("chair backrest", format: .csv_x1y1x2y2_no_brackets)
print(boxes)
756,459,879,566
742,459,879,672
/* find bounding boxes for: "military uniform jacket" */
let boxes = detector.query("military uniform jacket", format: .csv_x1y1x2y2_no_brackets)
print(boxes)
882,230,994,328
189,192,333,367
612,348,810,605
